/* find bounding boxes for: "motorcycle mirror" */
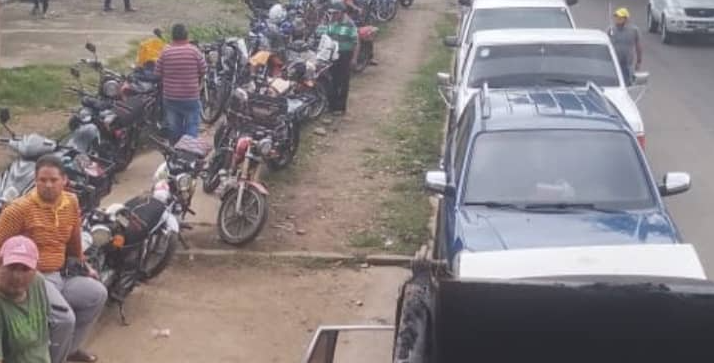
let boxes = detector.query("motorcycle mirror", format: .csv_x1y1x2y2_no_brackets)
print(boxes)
0,108,10,124
153,28,163,38
70,67,81,79
85,42,97,54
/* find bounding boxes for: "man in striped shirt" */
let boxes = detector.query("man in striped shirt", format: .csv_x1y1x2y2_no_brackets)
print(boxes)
0,155,107,363
155,24,207,144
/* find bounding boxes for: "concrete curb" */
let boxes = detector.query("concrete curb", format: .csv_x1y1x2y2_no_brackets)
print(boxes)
176,248,413,267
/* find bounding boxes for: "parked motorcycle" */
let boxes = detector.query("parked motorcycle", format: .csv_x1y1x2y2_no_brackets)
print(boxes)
215,130,272,246
0,109,114,214
81,190,179,323
201,37,251,124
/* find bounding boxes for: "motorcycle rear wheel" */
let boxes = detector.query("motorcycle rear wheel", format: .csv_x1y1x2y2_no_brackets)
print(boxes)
218,185,268,246
139,231,178,281
352,47,370,74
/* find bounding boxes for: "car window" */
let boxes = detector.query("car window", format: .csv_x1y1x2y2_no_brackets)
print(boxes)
465,8,572,43
468,43,620,88
463,130,656,210
451,98,476,182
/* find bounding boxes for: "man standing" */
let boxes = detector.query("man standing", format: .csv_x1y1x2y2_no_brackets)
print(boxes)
104,0,136,12
155,24,207,144
608,7,642,86
0,236,50,363
317,0,360,116
0,155,107,363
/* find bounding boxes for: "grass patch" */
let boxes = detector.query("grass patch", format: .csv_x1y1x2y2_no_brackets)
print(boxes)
0,65,76,111
349,231,384,248
360,13,456,255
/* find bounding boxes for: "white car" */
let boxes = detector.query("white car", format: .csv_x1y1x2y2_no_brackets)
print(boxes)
647,0,714,43
446,0,578,83
442,28,650,148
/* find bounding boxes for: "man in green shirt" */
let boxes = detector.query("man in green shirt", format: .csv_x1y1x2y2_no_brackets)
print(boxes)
0,236,50,363
317,0,360,116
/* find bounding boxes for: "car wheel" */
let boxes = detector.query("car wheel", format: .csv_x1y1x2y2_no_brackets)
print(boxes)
647,6,659,33
661,15,674,44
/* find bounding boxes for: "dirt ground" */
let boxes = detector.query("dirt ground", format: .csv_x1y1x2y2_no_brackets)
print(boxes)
0,0,243,67
87,259,409,363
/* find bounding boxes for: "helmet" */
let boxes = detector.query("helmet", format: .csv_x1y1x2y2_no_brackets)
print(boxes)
268,4,287,24
613,7,630,18
327,0,346,12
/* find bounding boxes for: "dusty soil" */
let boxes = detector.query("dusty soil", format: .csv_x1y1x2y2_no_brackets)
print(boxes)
0,0,244,68
86,258,408,363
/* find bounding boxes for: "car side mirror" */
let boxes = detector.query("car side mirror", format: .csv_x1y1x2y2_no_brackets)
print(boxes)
632,71,650,86
443,35,459,48
426,170,455,196
566,0,578,5
659,172,691,197
70,67,81,79
85,42,97,54
458,0,472,6
0,108,10,124
436,72,454,107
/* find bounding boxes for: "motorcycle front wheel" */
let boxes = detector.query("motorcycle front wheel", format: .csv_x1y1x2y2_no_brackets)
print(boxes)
139,231,178,281
217,185,268,246
267,122,300,170
306,80,329,121
203,149,230,193
352,46,370,74
201,77,229,124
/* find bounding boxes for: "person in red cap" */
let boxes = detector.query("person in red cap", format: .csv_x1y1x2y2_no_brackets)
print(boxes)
0,236,51,363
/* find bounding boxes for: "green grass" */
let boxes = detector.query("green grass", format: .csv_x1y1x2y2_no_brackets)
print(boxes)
0,65,76,111
354,14,456,255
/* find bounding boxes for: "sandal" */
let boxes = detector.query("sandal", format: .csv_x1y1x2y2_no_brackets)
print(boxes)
68,350,98,362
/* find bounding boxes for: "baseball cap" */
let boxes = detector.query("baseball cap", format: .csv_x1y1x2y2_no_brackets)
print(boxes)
0,236,39,269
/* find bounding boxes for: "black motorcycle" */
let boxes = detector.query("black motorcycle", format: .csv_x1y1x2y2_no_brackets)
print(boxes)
201,37,251,124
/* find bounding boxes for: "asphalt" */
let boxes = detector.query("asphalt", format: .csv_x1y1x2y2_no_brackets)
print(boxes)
570,0,714,275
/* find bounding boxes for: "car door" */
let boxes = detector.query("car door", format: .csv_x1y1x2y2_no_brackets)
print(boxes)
443,97,477,257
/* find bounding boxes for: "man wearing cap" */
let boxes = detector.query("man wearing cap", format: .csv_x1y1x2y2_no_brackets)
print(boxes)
608,7,642,86
0,155,106,363
0,236,51,363
316,0,360,116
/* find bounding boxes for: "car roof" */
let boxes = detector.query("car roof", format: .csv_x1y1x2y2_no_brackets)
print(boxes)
473,28,610,45
469,86,627,132
473,0,570,9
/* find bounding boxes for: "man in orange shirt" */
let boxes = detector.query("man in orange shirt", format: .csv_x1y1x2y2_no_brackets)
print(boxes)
0,155,107,363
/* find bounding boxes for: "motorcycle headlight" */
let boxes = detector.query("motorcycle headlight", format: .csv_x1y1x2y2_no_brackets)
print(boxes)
208,50,220,65
258,138,273,156
90,225,113,247
79,108,93,123
176,173,192,192
102,80,120,98
222,45,236,60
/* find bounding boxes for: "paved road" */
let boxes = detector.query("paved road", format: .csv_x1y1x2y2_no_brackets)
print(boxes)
571,0,714,275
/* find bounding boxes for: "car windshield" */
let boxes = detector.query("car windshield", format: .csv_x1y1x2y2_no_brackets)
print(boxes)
464,8,572,40
467,43,620,88
464,130,656,210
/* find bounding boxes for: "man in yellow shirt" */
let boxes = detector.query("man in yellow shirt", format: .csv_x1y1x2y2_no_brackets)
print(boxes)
0,155,106,363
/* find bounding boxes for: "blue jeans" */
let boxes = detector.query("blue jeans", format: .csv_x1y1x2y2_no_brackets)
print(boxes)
164,98,201,144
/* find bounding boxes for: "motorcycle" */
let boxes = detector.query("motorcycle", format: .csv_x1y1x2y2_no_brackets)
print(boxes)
81,189,180,323
66,73,146,173
200,37,251,124
0,109,114,215
74,42,126,102
215,130,272,246
149,135,211,263
352,26,379,74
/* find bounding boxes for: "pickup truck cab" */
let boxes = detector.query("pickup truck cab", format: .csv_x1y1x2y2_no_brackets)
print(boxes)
442,28,650,148
446,0,577,83
303,243,714,363
430,85,689,267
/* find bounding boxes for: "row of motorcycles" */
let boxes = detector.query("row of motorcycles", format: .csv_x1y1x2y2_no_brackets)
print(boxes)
0,0,404,321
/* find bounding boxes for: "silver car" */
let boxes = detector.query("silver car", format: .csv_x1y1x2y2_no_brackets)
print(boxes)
647,0,714,43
